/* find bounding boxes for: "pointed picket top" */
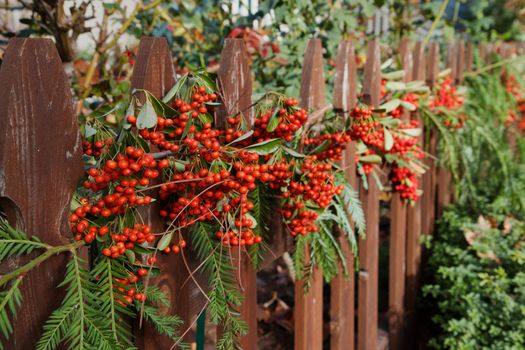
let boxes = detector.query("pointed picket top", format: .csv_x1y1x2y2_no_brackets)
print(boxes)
300,38,326,109
456,40,465,84
363,39,381,107
465,42,474,73
130,37,198,349
216,39,253,129
0,38,83,349
446,42,458,83
334,40,357,113
427,42,440,87
216,37,258,350
295,37,325,350
399,38,413,82
413,41,426,81
131,37,176,102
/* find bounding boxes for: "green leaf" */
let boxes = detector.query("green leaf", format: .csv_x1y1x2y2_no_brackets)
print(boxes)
400,100,417,111
229,130,254,145
385,81,406,91
198,113,214,124
148,93,178,119
384,128,394,151
136,100,157,129
84,125,97,138
399,128,422,137
309,140,330,155
382,70,405,80
359,154,382,163
380,99,401,113
125,250,136,264
283,147,306,158
244,139,282,155
157,233,173,251
266,108,281,132
162,74,188,103
122,102,135,130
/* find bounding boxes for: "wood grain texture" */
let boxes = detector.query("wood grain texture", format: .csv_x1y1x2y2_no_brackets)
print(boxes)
358,39,381,350
0,38,83,349
436,43,457,217
216,39,253,129
465,43,474,77
330,40,357,350
131,37,206,350
405,43,425,340
388,38,412,350
422,42,440,237
216,38,258,350
295,38,325,350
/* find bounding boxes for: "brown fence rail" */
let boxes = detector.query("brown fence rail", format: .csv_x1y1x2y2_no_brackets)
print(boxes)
0,35,514,349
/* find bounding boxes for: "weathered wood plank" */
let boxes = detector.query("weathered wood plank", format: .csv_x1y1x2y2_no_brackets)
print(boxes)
358,39,381,350
216,38,258,350
330,39,358,350
131,37,206,350
388,37,412,350
436,42,457,217
405,42,425,344
295,38,325,350
422,42,440,237
0,38,83,349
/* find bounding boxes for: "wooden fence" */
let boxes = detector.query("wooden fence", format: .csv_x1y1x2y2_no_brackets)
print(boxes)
0,35,514,349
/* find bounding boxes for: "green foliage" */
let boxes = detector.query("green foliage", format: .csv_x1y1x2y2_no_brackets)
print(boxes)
423,208,525,349
0,219,47,262
190,221,248,350
37,253,121,350
0,277,23,350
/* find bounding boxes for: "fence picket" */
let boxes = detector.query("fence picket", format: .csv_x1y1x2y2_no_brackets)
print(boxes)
130,37,205,349
330,39,358,350
405,40,426,349
216,38,258,350
295,38,325,350
436,43,457,216
358,39,381,350
0,38,84,349
422,42,440,237
388,37,412,350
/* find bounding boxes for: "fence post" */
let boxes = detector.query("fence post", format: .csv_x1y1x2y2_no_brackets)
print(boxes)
358,39,381,350
131,37,205,349
405,40,426,349
436,42,457,216
465,43,474,77
0,38,83,349
216,38,258,350
330,39,358,350
295,38,325,350
422,42,440,237
388,37,412,350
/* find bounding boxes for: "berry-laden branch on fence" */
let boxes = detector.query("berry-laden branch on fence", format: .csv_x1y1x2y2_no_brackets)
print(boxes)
1,60,435,349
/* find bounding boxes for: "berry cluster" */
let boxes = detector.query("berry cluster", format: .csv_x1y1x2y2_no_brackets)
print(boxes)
429,77,465,129
82,137,113,157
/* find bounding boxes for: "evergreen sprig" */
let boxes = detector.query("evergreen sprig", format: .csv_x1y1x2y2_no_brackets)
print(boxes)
37,252,121,350
190,221,248,350
0,276,23,350
0,219,48,262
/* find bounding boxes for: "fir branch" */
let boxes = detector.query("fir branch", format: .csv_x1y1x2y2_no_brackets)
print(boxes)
0,219,49,261
0,276,23,350
90,257,135,348
190,221,247,350
0,240,85,288
247,185,272,269
141,305,184,343
340,183,366,237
